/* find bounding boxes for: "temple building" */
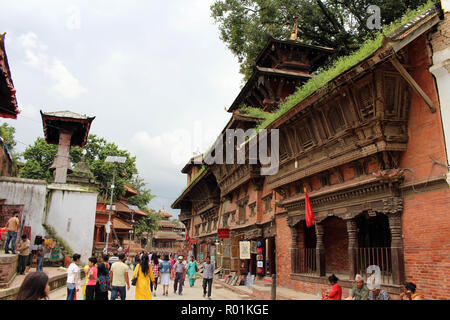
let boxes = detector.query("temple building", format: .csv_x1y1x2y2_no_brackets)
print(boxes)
0,33,18,120
172,2,450,300
0,33,19,177
94,184,148,255
148,209,185,256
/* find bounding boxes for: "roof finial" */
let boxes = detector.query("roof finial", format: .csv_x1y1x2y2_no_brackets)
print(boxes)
290,16,299,41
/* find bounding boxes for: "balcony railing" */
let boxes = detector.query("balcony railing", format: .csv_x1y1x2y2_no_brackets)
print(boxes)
298,248,316,275
356,247,392,285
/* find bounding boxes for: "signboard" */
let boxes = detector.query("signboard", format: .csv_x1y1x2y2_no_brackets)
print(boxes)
257,254,264,261
189,239,198,244
217,228,230,239
257,248,263,254
250,241,257,254
257,261,264,268
239,241,251,259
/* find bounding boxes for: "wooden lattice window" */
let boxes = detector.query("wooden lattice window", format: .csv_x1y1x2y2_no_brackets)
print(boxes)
328,106,346,134
195,225,200,236
354,77,375,120
249,203,256,217
263,195,273,214
222,213,229,227
238,205,246,224
299,125,314,150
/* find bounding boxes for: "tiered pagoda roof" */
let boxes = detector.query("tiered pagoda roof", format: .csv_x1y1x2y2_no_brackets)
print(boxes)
40,110,95,148
0,33,19,119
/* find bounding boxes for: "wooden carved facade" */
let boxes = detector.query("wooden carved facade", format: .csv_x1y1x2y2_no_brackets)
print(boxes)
228,37,334,113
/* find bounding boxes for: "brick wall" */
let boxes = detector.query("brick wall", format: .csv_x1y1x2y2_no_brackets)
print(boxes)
403,189,450,300
430,12,450,53
323,217,348,274
275,215,291,288
399,32,450,300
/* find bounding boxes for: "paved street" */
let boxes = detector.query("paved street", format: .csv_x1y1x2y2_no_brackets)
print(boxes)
49,270,251,300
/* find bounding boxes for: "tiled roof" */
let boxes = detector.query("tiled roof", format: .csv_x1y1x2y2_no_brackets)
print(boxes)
153,231,183,240
0,33,19,119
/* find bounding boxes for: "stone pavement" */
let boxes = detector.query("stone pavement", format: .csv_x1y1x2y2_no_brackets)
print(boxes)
49,270,252,300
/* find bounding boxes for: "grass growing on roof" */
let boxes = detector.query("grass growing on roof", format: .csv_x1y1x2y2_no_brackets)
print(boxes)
239,106,272,120
182,164,206,192
254,0,438,132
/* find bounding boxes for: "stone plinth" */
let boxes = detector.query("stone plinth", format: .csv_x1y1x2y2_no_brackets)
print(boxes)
0,253,17,289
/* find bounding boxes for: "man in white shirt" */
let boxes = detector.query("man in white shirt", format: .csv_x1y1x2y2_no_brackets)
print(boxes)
110,253,130,300
66,253,81,300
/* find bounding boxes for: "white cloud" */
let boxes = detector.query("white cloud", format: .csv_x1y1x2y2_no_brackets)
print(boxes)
66,6,81,30
18,104,39,120
18,32,87,99
47,59,87,98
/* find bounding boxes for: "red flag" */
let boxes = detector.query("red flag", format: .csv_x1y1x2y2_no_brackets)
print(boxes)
305,187,317,227
186,234,190,242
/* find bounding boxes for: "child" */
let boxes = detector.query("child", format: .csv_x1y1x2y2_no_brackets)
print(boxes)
85,257,98,300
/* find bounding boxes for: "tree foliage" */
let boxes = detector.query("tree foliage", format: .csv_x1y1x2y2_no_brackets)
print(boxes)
210,0,430,80
134,210,161,242
19,134,154,209
0,122,16,151
127,175,156,209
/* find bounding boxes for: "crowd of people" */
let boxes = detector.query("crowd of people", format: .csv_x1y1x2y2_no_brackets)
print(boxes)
13,248,217,300
321,273,425,300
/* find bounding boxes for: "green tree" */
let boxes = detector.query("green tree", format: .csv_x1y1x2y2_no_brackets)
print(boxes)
19,134,144,201
134,210,162,247
127,175,156,209
0,122,16,151
70,134,138,199
210,0,430,80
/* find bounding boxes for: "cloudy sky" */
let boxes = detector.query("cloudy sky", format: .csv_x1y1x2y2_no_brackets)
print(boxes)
1,0,243,217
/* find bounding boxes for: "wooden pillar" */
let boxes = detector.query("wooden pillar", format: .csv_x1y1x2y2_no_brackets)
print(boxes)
290,226,298,274
315,223,326,277
388,212,405,285
95,226,101,242
347,219,358,281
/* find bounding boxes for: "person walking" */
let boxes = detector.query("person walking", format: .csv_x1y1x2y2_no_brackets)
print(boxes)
81,264,90,300
16,234,30,275
95,261,110,301
132,253,155,300
4,212,20,254
16,271,50,300
109,250,120,265
322,274,342,300
133,253,140,270
66,254,81,300
202,256,214,300
173,256,187,295
110,253,130,300
85,257,98,300
158,254,172,296
35,239,44,272
187,256,198,287
150,253,160,296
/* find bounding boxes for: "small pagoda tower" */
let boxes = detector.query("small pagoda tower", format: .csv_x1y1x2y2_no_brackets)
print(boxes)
40,110,95,184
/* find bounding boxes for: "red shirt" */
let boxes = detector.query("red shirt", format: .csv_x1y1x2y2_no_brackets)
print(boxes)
322,284,342,300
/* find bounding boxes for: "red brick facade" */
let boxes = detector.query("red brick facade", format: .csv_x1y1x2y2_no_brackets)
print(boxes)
173,5,450,299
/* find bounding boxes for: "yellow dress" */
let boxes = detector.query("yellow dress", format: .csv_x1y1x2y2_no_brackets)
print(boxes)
132,264,155,300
